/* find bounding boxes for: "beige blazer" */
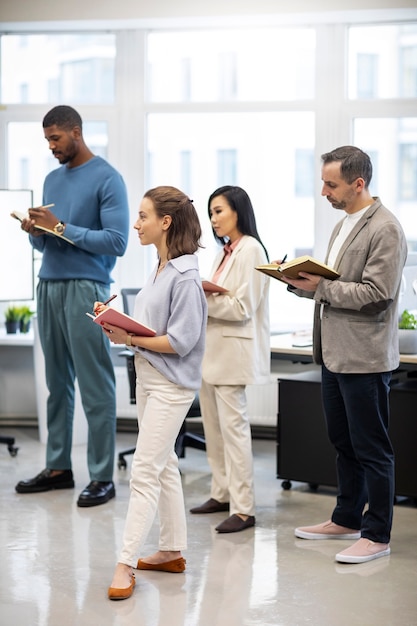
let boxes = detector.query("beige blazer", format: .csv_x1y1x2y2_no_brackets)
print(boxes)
202,235,270,385
294,198,407,373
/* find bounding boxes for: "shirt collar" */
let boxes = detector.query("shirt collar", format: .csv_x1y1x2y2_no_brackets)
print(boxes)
224,236,242,255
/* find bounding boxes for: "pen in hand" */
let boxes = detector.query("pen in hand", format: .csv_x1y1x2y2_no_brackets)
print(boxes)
94,294,117,314
280,254,287,264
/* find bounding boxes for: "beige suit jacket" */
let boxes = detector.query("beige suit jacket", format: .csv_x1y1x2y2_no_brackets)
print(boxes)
294,198,407,373
202,235,270,385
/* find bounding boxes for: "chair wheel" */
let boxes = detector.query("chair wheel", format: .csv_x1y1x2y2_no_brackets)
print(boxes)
281,480,292,490
118,458,127,470
8,446,18,457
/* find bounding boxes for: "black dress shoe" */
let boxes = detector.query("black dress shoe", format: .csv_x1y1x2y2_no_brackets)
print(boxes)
190,498,230,514
215,514,256,533
15,469,74,494
77,481,115,507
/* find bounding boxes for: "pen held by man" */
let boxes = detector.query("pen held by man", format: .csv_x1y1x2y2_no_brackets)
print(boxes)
26,203,58,233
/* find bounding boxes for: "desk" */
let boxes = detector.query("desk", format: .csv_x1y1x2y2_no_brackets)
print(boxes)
0,328,132,434
270,332,417,367
0,330,36,418
272,334,417,500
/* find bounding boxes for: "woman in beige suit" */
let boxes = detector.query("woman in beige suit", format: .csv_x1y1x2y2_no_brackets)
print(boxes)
190,186,270,533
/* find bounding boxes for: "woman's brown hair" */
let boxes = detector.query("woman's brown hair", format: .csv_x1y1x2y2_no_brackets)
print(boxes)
144,186,203,259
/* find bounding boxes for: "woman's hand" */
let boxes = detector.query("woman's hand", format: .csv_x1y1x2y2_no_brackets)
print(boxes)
93,301,108,315
100,322,129,345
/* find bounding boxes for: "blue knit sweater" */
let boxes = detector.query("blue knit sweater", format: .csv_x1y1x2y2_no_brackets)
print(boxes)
30,156,129,285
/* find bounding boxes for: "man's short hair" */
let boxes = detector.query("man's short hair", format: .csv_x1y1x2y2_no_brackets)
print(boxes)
321,145,373,188
42,105,83,131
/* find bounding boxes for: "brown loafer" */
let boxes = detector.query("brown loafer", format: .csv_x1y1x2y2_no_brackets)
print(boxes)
189,498,230,514
108,573,135,601
136,557,186,573
215,514,255,534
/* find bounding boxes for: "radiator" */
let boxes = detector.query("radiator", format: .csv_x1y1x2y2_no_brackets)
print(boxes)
246,377,278,427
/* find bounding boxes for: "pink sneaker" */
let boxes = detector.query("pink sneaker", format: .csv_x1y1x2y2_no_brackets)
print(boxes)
335,538,390,563
295,520,361,540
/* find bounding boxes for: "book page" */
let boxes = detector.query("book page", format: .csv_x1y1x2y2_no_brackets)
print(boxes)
256,256,339,281
11,210,74,245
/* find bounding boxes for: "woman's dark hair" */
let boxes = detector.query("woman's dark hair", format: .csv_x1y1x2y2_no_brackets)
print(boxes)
42,105,83,131
144,186,203,259
321,146,373,188
208,185,269,260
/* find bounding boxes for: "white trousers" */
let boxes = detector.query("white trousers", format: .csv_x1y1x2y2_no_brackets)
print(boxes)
119,354,194,566
199,380,255,516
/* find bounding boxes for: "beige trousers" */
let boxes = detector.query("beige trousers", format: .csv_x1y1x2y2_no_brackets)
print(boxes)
119,354,194,566
199,380,255,516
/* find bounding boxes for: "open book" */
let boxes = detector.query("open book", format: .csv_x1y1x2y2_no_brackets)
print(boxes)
10,210,74,245
86,307,156,337
202,280,229,294
256,255,340,281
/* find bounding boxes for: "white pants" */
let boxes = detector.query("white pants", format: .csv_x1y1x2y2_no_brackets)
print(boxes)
119,354,195,566
199,380,255,516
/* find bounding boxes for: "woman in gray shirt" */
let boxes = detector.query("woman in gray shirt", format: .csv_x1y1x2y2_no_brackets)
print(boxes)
95,186,207,600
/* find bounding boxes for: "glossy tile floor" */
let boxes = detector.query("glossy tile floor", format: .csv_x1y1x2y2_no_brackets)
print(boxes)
1,427,416,626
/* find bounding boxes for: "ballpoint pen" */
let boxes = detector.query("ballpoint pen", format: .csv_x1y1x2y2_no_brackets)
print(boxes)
94,294,117,314
103,294,117,306
281,254,287,264
29,204,55,210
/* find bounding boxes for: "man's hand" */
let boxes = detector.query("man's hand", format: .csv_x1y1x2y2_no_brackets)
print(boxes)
21,215,43,237
280,271,322,292
28,206,59,231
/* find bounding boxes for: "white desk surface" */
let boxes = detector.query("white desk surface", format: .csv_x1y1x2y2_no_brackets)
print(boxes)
1,328,417,365
0,329,34,346
270,332,417,365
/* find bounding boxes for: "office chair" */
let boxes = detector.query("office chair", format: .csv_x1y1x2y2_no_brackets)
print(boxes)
0,434,18,457
117,288,205,469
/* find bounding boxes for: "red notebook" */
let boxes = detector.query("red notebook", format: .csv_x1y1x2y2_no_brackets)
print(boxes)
86,308,156,336
202,280,228,294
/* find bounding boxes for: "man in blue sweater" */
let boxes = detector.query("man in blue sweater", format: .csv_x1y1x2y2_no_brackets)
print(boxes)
15,105,130,507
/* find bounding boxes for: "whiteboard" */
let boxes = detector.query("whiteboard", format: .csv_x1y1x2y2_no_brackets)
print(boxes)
0,189,34,301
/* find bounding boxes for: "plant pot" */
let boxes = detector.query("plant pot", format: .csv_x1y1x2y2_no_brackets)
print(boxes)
398,329,417,354
5,321,19,334
19,320,31,333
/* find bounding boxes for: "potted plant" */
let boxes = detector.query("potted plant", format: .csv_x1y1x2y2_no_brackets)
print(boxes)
398,309,417,354
4,305,21,334
17,305,35,333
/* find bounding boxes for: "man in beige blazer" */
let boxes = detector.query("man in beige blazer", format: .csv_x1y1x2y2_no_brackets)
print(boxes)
283,146,407,564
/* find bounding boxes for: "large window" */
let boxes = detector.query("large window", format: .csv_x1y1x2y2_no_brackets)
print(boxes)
147,28,315,102
146,110,315,328
1,15,417,330
1,34,116,104
7,122,108,206
354,117,417,249
348,24,417,99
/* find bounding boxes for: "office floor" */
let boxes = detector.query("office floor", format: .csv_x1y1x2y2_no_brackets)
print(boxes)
1,427,416,626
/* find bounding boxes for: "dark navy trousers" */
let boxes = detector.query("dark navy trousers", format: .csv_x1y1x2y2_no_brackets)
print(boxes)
321,364,394,544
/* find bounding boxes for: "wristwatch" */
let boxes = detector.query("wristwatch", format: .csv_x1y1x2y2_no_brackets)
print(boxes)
53,221,66,235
